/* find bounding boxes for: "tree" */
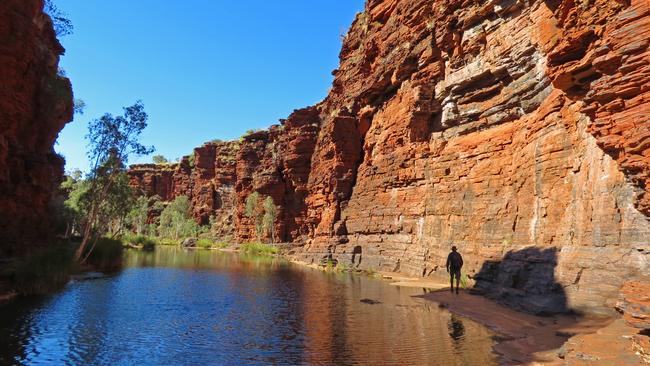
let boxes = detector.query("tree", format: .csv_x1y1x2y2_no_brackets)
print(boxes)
245,192,264,240
127,196,150,235
152,155,169,164
262,196,277,243
74,101,154,262
244,192,276,242
73,99,86,115
44,0,73,37
157,196,199,240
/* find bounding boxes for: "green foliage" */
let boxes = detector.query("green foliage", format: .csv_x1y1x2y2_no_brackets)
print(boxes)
157,196,199,240
156,238,177,246
244,192,277,242
57,170,136,240
187,153,196,167
244,191,260,218
245,191,265,240
44,0,73,37
127,196,149,235
75,101,154,261
262,196,277,243
12,243,76,295
240,242,278,256
213,242,229,249
244,129,262,136
197,238,214,249
325,260,336,271
335,263,353,273
460,273,469,289
152,155,169,164
123,234,156,251
73,98,86,115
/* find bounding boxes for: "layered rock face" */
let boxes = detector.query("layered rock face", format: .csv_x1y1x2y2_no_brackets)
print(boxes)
130,0,649,315
129,107,320,242
0,0,73,257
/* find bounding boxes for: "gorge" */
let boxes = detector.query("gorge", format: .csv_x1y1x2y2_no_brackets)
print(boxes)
1,0,648,364
129,0,649,318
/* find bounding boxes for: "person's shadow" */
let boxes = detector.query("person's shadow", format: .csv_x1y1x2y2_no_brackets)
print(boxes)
471,247,568,315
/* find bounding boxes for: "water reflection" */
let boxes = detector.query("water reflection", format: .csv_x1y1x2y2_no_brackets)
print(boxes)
448,315,466,343
0,247,497,365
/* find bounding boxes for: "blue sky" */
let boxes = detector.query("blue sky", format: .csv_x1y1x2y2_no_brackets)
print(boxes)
55,0,364,172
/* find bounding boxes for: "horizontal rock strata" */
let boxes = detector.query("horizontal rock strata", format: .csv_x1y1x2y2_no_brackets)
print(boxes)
129,0,650,316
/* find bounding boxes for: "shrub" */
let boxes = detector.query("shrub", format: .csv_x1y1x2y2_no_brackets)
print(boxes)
460,273,469,288
12,243,76,295
158,196,199,240
152,155,169,164
156,238,177,246
197,238,214,249
335,263,353,273
213,242,229,249
123,234,156,251
240,242,278,256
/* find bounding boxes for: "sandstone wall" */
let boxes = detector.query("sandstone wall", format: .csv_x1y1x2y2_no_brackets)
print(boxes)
0,0,73,257
129,0,649,315
129,107,320,242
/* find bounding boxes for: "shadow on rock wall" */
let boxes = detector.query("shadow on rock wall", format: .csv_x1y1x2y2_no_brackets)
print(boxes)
471,247,568,315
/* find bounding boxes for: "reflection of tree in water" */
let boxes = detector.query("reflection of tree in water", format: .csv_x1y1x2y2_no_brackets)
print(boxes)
447,315,465,344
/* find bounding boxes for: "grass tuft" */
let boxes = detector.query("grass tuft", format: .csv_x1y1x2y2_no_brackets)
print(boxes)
240,242,278,256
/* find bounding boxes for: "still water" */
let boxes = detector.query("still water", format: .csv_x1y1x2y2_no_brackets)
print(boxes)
0,247,498,365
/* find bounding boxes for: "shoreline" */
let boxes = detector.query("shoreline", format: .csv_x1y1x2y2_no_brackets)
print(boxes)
286,257,645,365
3,246,645,364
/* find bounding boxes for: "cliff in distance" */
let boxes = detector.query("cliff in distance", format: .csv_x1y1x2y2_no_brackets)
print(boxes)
129,0,650,316
0,0,73,257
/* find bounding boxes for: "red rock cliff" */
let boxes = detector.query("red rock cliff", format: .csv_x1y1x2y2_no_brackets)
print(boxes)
0,0,73,257
130,0,649,315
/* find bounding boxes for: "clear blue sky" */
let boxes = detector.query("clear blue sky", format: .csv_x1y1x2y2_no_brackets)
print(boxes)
55,0,364,172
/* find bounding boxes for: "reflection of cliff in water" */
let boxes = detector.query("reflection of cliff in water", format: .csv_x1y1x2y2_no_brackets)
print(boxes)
0,248,499,365
300,271,496,365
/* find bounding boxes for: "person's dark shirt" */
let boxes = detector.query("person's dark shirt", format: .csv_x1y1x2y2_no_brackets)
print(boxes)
446,252,463,271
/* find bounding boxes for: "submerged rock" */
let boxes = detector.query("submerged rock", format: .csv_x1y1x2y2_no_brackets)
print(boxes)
360,298,382,305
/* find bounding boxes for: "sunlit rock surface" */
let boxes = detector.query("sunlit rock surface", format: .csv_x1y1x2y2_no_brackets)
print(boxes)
129,0,650,316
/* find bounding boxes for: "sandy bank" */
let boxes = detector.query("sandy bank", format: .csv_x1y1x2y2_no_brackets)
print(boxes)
378,271,647,365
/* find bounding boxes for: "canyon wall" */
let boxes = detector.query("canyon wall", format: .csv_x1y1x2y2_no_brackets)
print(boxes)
129,0,649,315
0,0,73,257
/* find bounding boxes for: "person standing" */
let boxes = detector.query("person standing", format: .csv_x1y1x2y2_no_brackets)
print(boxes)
446,246,463,294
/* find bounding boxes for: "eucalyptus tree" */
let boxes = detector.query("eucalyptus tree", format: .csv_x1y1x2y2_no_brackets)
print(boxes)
74,101,154,262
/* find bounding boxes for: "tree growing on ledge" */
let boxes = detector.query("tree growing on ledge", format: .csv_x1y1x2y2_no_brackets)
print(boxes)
245,192,278,243
262,196,277,243
74,101,154,262
245,192,263,240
